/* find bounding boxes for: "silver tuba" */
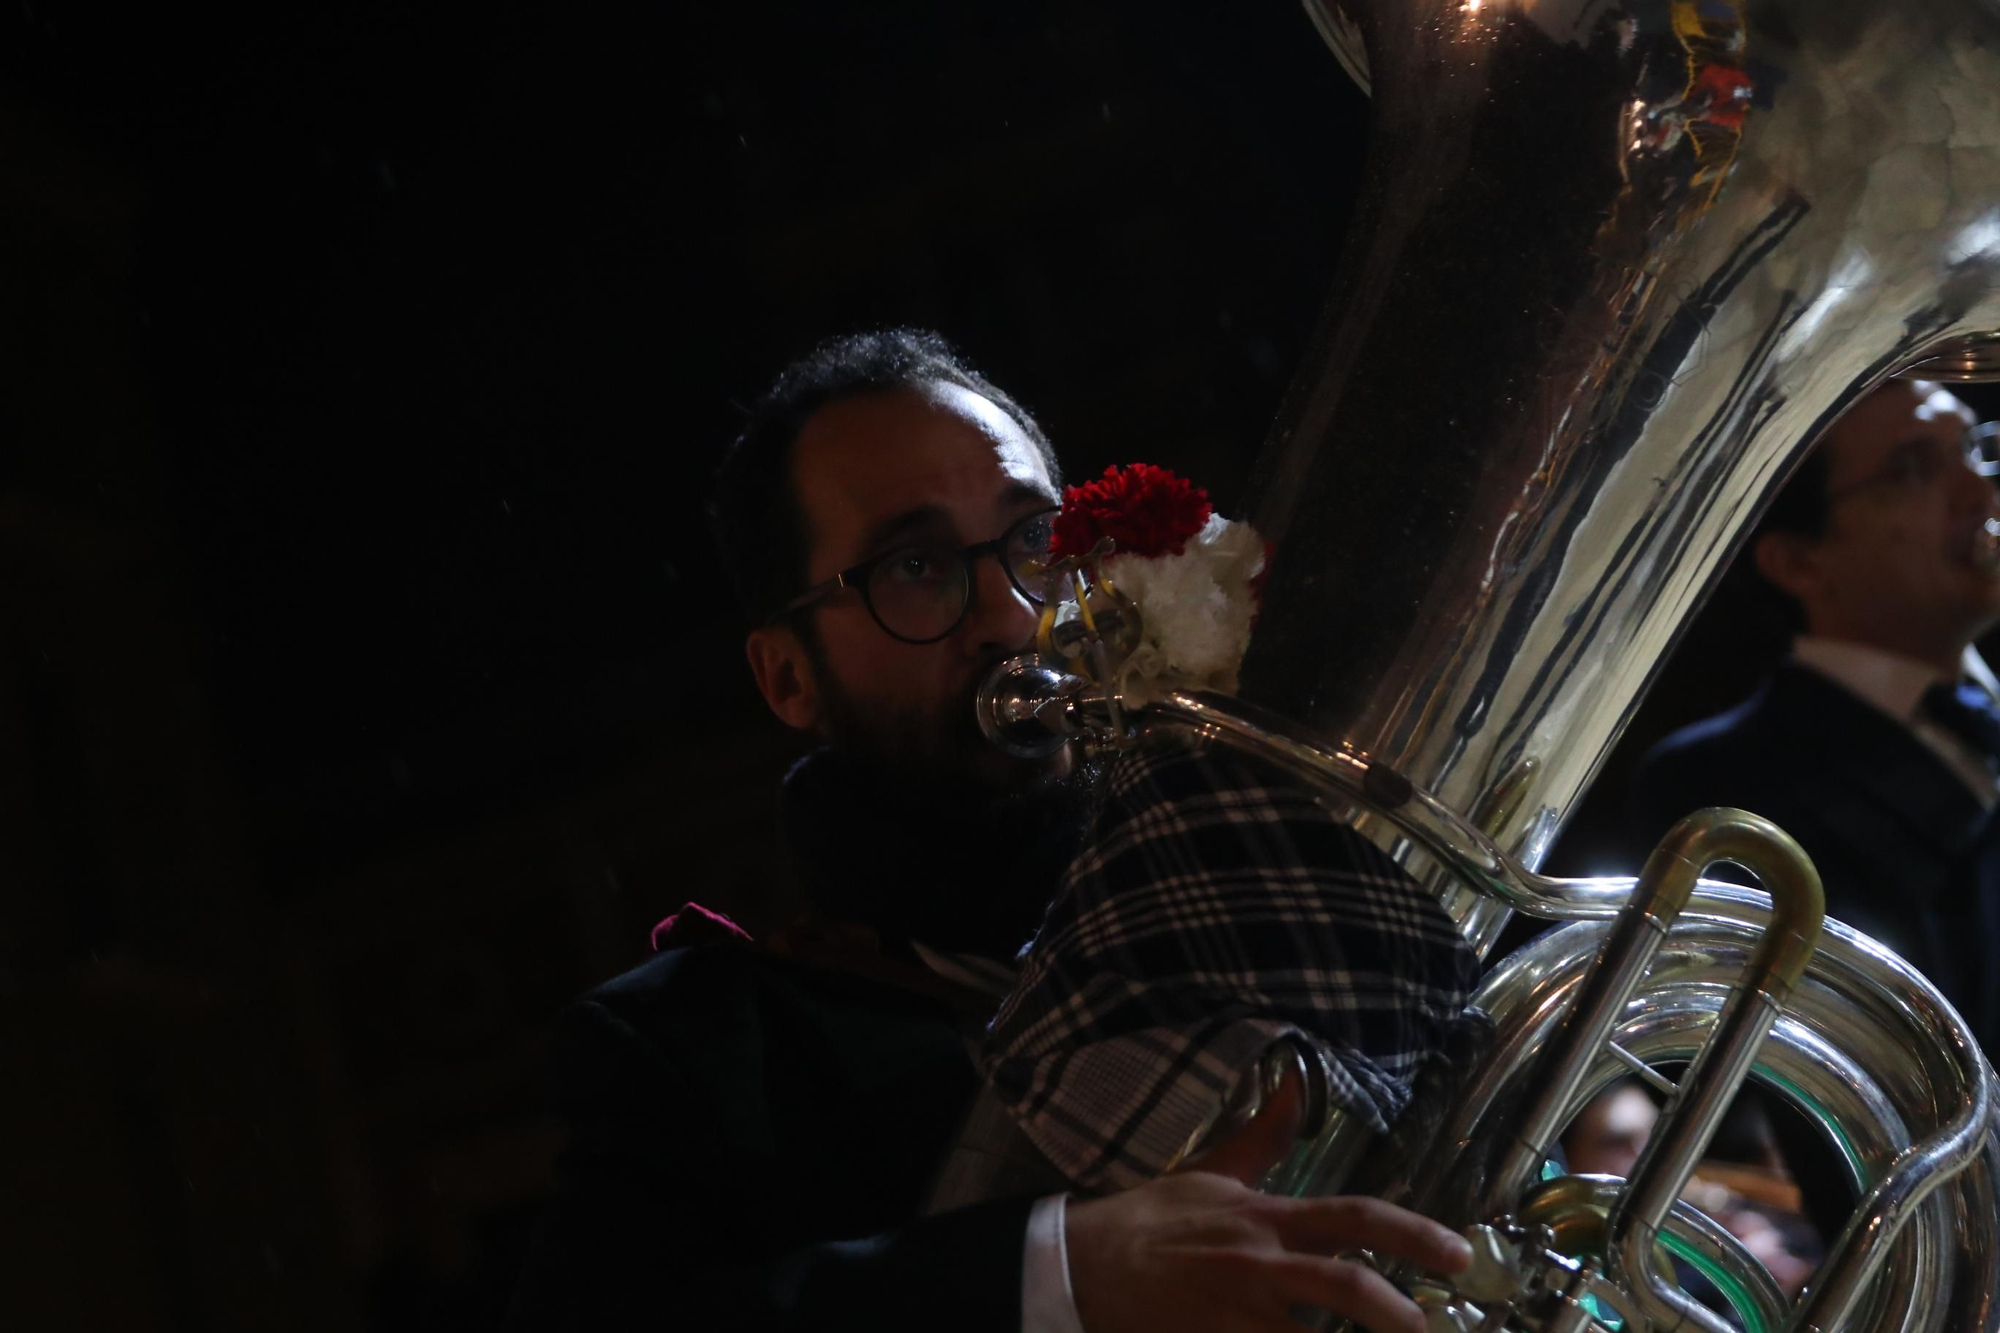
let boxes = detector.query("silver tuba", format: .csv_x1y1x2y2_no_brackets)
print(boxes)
979,0,2000,1329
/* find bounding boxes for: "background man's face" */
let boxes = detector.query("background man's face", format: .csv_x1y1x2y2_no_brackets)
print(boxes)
1562,1085,1657,1180
1807,381,2000,657
788,382,1063,790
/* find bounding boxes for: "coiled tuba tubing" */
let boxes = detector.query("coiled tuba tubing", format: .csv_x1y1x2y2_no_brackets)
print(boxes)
1125,688,2000,1333
1453,911,1995,1333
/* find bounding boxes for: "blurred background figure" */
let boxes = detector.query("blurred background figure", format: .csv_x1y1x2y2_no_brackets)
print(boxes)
1562,1080,1820,1298
1614,379,2000,1255
1629,379,2000,1066
1561,1077,1658,1180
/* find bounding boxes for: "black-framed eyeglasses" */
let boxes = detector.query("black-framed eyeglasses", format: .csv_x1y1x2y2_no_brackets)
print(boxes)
1825,421,2000,508
768,506,1060,644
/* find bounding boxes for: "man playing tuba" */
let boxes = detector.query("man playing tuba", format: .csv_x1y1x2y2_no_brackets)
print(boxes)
507,329,1474,1333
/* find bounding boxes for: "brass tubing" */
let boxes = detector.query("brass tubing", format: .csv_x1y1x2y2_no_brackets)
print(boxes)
1481,906,1669,1219
1097,686,1989,1326
1520,808,1824,1328
1787,1041,1996,1333
1519,1174,1790,1333
1482,812,1824,1224
1599,813,1823,1332
1454,919,1972,1333
1618,1004,1780,1333
1634,811,1826,998
1146,689,1822,951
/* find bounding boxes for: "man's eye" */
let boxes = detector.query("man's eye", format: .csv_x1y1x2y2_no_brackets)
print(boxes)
1893,451,1936,485
881,550,947,584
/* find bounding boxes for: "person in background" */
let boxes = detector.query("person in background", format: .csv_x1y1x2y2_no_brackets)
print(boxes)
1563,1081,1819,1297
1562,1079,1658,1180
1632,377,2000,1051
1629,375,2000,1244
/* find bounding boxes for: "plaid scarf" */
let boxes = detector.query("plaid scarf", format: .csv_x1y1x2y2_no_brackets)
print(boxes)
981,738,1479,1192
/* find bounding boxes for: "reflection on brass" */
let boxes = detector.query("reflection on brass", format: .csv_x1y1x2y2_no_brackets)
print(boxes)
1518,1173,1787,1333
1467,754,1539,842
1247,4,2000,1311
1251,0,2000,961
1903,332,2000,383
1634,808,1823,992
979,654,1997,1329
978,0,2000,1324
1475,807,1822,1329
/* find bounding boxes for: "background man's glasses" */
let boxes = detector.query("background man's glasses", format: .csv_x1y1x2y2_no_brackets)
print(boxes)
771,506,1058,644
1825,421,2000,507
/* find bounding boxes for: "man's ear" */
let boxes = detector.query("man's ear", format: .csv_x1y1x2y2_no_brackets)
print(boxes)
745,624,823,732
1752,529,1820,604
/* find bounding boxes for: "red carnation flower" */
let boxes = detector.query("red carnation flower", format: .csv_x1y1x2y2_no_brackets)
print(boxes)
1049,463,1213,562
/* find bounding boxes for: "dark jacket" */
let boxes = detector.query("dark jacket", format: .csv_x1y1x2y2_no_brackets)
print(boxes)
1629,661,2000,1055
505,940,1032,1331
507,749,1097,1331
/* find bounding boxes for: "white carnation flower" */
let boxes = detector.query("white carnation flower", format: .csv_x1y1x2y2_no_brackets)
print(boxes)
1099,513,1266,705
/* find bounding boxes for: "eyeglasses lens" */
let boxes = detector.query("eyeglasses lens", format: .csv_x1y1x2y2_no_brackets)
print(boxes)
866,546,968,642
1006,511,1056,603
860,510,1060,642
1970,423,2000,479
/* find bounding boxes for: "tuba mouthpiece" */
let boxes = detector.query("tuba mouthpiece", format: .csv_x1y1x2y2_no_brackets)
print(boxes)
974,656,1088,758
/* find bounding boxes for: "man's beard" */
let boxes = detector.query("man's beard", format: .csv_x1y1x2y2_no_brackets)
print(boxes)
811,645,1063,798
791,643,1102,957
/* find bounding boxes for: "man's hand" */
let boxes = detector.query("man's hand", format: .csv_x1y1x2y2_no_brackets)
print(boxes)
1066,1173,1472,1333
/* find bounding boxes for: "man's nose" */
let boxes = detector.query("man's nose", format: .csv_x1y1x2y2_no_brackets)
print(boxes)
960,550,1041,654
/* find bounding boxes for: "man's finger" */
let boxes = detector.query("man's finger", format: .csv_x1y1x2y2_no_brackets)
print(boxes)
1273,1196,1473,1274
1262,1254,1429,1333
1204,1311,1320,1333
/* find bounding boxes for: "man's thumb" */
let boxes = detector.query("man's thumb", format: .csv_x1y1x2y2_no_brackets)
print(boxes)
1170,1058,1308,1187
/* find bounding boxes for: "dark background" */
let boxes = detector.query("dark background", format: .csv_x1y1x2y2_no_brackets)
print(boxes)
3,4,1995,1331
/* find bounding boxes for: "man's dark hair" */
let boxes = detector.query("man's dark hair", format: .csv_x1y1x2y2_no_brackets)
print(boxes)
1740,436,1834,635
707,328,1061,627
1757,447,1833,543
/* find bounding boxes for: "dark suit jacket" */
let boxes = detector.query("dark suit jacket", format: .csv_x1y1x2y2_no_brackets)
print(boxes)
506,941,1032,1332
1629,661,2000,1056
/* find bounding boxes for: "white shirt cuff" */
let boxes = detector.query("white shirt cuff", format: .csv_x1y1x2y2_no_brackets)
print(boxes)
1022,1192,1085,1333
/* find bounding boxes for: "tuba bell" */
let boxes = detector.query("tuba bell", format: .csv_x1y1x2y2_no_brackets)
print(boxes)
977,0,2000,1328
